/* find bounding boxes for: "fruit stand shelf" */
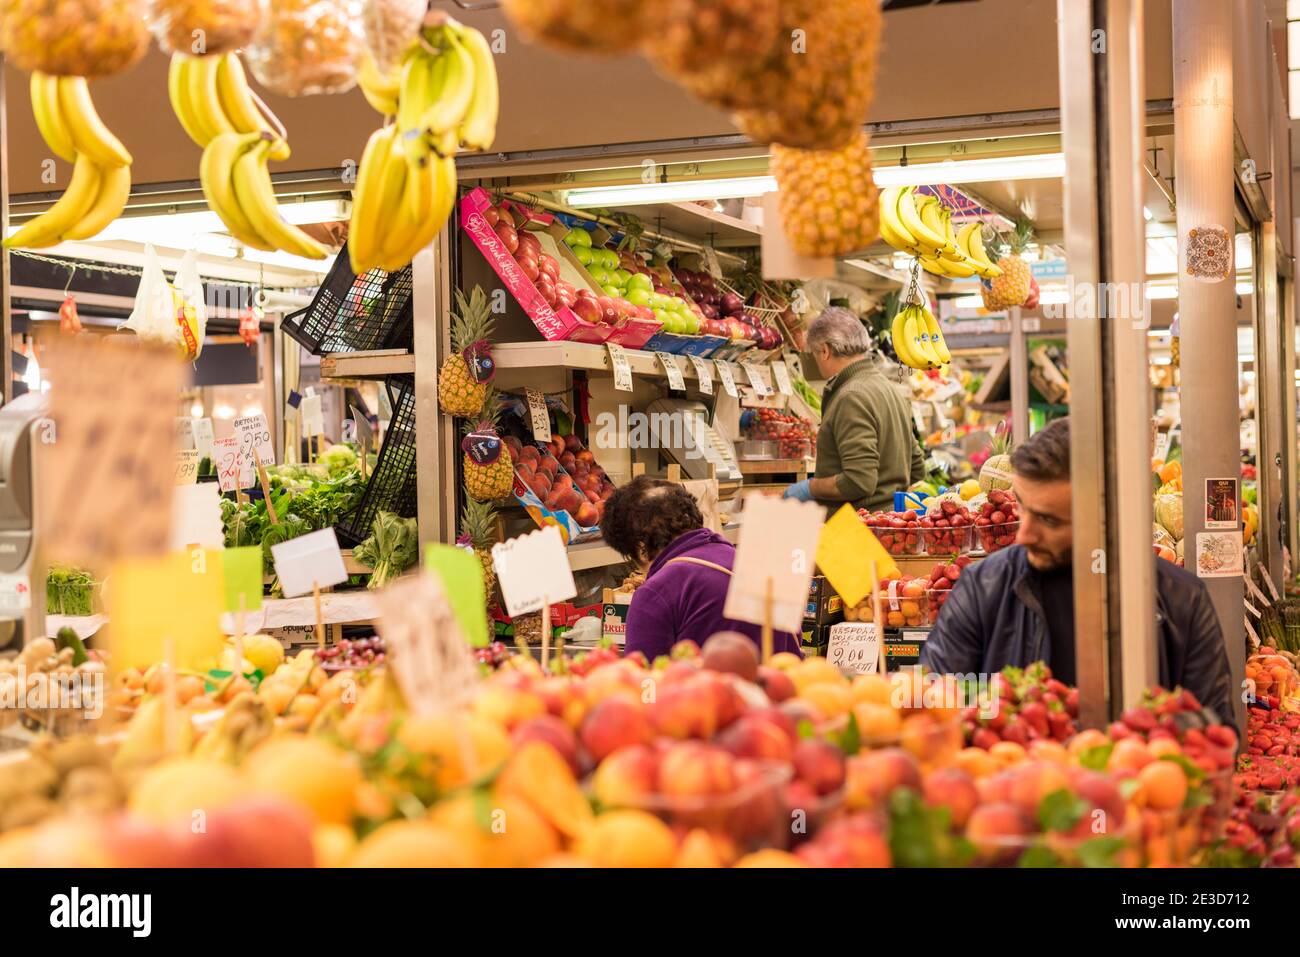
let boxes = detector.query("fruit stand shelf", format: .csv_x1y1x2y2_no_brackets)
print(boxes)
737,458,812,476
319,350,414,380
606,201,763,248
494,340,723,382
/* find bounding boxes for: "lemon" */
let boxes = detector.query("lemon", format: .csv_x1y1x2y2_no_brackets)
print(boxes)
959,479,982,500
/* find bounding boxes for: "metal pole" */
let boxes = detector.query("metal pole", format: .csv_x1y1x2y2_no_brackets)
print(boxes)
1057,0,1155,726
1173,0,1244,729
1008,306,1029,444
412,240,443,548
1,55,12,405
1255,222,1285,578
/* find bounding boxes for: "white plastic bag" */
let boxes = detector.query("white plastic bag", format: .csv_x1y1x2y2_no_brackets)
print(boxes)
121,246,207,360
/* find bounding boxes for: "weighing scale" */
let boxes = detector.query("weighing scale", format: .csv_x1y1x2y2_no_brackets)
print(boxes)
643,398,742,481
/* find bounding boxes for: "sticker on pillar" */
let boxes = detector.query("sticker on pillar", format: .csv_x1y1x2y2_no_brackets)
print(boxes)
1184,225,1232,282
1204,478,1238,529
1194,531,1243,578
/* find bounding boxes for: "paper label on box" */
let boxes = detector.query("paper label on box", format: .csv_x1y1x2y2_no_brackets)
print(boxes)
771,359,794,396
742,362,773,397
492,525,577,617
170,482,224,550
688,355,714,395
300,395,324,438
0,574,32,615
526,388,552,442
233,413,275,466
607,343,633,392
174,449,200,485
192,417,215,460
657,352,686,391
716,361,740,398
271,527,349,598
826,622,878,675
176,417,196,450
212,437,255,491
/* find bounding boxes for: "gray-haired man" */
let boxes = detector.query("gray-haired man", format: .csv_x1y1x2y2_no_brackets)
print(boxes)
782,307,926,510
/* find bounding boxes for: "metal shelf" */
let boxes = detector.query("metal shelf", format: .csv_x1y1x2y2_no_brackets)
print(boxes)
319,349,414,379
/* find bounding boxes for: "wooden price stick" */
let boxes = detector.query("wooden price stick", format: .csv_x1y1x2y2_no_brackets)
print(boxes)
541,594,551,673
870,561,885,675
761,577,774,664
313,580,325,651
255,460,279,525
162,637,179,754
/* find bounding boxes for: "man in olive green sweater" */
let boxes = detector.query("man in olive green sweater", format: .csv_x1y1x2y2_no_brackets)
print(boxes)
783,307,926,511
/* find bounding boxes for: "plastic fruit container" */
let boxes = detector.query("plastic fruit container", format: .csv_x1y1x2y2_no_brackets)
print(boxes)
874,524,922,556
630,760,792,850
845,591,928,629
920,524,974,557
975,520,1019,554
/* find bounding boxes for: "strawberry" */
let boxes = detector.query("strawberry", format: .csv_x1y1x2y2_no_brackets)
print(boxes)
971,727,1000,750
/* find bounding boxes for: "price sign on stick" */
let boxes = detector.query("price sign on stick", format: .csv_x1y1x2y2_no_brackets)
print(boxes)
218,546,263,613
271,527,348,598
233,413,275,466
349,405,373,451
176,417,196,450
607,342,634,392
425,544,489,648
723,496,825,649
38,338,183,566
715,360,740,398
525,388,551,443
107,551,225,671
771,359,794,396
191,417,215,460
212,437,255,492
687,355,714,395
492,525,577,617
374,572,479,717
657,352,687,391
300,395,324,438
816,505,898,608
170,483,223,550
174,449,200,485
826,623,879,675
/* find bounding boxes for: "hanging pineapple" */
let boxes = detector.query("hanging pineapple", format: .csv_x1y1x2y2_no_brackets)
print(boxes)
770,132,879,259
979,422,1015,494
981,220,1034,310
439,286,496,417
457,498,500,598
462,386,514,502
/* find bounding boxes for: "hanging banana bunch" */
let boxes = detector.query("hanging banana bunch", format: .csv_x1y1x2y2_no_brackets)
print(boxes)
348,16,498,274
170,50,328,260
889,264,952,372
877,185,1004,281
5,73,132,249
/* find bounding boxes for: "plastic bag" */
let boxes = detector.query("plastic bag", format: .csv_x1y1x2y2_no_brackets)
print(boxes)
361,0,423,74
150,0,267,56
2,0,149,76
245,0,364,96
121,246,207,361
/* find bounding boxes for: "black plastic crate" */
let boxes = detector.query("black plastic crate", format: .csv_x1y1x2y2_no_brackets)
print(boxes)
281,243,414,355
335,375,418,546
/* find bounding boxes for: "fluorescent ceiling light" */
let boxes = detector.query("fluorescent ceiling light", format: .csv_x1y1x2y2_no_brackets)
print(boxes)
872,153,1065,187
564,177,777,208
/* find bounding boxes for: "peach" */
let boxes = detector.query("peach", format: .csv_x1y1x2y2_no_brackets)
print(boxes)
1067,727,1110,756
844,747,919,808
758,666,797,703
728,758,784,840
923,767,980,829
650,677,718,739
533,676,577,718
701,631,760,682
669,639,701,660
582,659,644,704
1107,738,1154,774
188,798,317,868
1147,737,1183,759
1027,739,1069,766
1138,760,1188,811
965,803,1033,861
988,741,1028,767
790,658,845,694
852,702,903,743
953,747,999,778
851,673,893,707
673,828,725,868
573,810,677,868
658,742,738,799
734,849,807,867
796,814,891,868
792,739,847,795
511,715,581,775
1065,768,1128,839
768,652,803,671
473,685,546,731
591,744,659,808
580,698,654,762
1006,761,1071,817
799,681,853,721
716,713,794,763
899,712,961,766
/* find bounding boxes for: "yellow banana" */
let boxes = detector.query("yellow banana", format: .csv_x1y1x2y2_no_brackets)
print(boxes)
397,51,437,166
61,162,131,241
349,125,398,273
916,195,957,256
878,192,920,254
4,154,102,249
169,54,207,147
31,73,76,162
190,53,236,143
891,307,922,369
232,139,328,259
370,137,411,270
921,305,951,364
957,221,1002,278
382,155,432,269
57,77,132,166
419,29,475,137
905,306,941,368
453,22,498,151
358,51,401,116
920,251,977,279
896,187,947,256
216,53,291,162
202,131,276,251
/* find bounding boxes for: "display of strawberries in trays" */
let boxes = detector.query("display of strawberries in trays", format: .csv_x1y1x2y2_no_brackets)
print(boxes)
973,489,1020,553
745,408,815,459
962,663,1080,750
920,498,975,556
923,556,972,624
858,508,922,555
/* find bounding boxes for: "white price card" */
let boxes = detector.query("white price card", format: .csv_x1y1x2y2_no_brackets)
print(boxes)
174,449,200,485
657,352,686,391
233,413,275,466
723,495,826,634
176,417,196,450
170,482,224,550
212,436,255,491
271,527,349,598
300,395,324,438
491,525,577,617
0,573,32,617
827,623,880,675
687,354,714,395
349,405,374,454
607,342,634,393
742,362,773,397
715,360,740,398
525,388,551,442
192,417,215,460
771,359,794,396
373,572,479,717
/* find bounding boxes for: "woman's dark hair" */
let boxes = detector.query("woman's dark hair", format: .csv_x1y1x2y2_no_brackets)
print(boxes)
602,475,703,563
1011,416,1070,482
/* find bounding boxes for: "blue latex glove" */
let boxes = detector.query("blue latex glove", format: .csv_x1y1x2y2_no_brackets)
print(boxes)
783,479,813,502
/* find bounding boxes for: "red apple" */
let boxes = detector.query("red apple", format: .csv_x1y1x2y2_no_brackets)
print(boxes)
516,256,540,283
494,221,519,253
538,254,560,282
572,298,602,324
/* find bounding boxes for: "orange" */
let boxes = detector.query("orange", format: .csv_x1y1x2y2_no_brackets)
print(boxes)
1138,760,1188,811
242,736,360,826
1068,728,1110,756
429,793,560,867
349,821,478,867
799,681,853,720
574,811,677,868
988,741,1027,766
1107,738,1153,773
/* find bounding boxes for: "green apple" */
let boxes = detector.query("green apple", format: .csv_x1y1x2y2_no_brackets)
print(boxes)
599,249,619,270
574,246,594,266
573,229,593,247
626,288,653,307
587,266,609,285
602,284,623,298
627,273,653,293
613,268,632,287
679,312,701,335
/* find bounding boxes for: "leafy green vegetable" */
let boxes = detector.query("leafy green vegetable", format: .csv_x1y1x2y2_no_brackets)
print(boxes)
352,511,419,589
46,564,95,615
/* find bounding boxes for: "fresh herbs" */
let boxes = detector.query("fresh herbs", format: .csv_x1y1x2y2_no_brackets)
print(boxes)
352,511,419,589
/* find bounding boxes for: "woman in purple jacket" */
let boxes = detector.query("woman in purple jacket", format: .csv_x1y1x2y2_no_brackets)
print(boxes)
602,476,802,662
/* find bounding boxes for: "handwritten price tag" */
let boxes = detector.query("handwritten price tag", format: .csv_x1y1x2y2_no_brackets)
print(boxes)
607,342,633,393
233,413,274,466
213,437,255,492
657,352,686,391
826,622,879,675
715,361,739,398
174,449,200,485
742,362,773,397
687,355,714,395
771,359,794,396
492,525,577,617
526,388,551,442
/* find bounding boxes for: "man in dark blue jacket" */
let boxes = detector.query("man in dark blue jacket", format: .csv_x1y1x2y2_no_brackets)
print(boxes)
921,417,1233,722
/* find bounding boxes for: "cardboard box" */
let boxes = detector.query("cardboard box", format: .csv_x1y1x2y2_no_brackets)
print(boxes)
800,619,835,654
806,575,844,627
268,622,342,650
883,628,929,671
511,457,602,544
601,599,631,645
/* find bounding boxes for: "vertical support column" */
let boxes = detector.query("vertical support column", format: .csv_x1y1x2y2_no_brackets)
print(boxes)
1,56,12,405
1008,306,1029,444
1173,0,1244,729
1058,0,1155,727
1255,223,1285,579
1285,276,1299,569
413,241,443,548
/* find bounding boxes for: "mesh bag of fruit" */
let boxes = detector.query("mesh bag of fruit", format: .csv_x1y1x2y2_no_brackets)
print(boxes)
2,0,150,76
150,0,267,56
361,0,423,73
244,0,364,96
